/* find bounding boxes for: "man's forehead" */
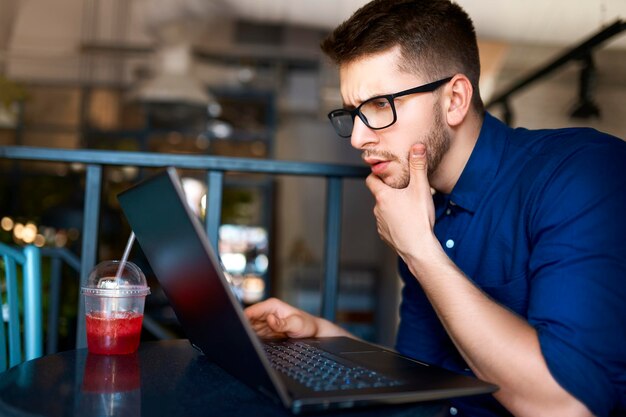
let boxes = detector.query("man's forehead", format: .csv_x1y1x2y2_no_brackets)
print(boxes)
338,51,422,106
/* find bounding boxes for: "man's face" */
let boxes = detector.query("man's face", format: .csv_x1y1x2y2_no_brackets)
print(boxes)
339,47,451,189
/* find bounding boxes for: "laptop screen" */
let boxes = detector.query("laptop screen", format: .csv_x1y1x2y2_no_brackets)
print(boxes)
118,168,288,403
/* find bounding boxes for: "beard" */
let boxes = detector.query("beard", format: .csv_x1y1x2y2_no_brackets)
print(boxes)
388,104,451,189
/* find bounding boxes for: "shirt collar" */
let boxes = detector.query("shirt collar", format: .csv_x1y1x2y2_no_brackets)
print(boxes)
446,112,510,213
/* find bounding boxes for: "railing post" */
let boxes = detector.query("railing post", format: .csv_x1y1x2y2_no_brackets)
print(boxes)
321,177,342,322
23,245,42,361
47,256,62,354
76,164,102,348
206,170,224,252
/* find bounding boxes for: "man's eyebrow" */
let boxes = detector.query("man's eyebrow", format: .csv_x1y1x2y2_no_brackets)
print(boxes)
343,91,388,110
341,88,382,110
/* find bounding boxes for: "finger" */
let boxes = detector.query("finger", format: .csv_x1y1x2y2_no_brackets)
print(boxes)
244,297,281,321
365,172,380,191
249,313,285,338
250,322,270,336
244,301,264,319
365,172,386,196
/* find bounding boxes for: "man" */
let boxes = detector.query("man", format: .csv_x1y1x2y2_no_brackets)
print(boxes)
245,1,626,416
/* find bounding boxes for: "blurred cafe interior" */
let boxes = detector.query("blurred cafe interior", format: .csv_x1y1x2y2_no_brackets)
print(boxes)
0,0,625,353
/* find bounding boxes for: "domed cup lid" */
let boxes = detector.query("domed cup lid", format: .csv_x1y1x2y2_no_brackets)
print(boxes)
81,260,150,297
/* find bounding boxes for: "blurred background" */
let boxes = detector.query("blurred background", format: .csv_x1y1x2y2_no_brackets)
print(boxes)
1,0,625,350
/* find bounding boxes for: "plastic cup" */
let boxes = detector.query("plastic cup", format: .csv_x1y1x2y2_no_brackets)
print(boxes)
81,261,150,355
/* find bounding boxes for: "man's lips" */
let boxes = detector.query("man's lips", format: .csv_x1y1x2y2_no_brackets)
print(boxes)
364,157,390,175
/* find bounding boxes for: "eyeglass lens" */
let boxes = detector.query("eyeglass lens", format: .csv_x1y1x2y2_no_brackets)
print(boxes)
329,97,395,138
329,111,355,137
359,98,395,129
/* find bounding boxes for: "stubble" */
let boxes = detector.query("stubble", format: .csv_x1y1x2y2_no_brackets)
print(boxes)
393,103,451,189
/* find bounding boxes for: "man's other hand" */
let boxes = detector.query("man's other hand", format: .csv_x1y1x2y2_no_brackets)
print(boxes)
244,298,353,339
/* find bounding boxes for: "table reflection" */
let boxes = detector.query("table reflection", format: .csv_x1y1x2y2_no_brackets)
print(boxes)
0,340,448,417
77,353,141,417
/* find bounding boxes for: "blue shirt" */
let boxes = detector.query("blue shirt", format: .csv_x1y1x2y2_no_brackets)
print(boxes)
396,113,626,417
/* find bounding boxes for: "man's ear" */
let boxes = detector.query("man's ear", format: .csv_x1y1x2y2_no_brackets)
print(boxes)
444,74,473,127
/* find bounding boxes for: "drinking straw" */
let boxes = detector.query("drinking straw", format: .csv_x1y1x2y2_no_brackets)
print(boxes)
115,231,136,279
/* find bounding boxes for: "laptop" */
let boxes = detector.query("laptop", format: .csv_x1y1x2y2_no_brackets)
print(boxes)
117,168,497,414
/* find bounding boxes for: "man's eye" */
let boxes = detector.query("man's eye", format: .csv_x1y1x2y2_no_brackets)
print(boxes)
367,98,389,110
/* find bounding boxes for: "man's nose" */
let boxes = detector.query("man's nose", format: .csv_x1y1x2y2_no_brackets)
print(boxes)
350,116,378,149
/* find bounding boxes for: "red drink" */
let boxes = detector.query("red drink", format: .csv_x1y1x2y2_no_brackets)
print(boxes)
86,311,143,355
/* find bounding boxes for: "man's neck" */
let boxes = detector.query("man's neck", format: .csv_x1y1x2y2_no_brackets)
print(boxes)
430,112,483,195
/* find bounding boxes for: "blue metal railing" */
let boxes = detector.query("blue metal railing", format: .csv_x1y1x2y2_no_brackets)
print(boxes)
40,247,80,354
0,146,369,348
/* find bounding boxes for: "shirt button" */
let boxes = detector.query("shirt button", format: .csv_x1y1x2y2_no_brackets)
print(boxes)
450,407,458,415
445,208,452,215
446,239,455,248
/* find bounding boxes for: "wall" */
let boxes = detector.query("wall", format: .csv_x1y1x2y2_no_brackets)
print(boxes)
491,45,626,139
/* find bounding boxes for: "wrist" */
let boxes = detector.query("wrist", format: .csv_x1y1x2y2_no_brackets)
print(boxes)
400,230,439,260
316,317,352,338
402,234,448,279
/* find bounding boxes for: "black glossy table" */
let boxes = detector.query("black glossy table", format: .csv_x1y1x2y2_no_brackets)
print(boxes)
0,340,449,417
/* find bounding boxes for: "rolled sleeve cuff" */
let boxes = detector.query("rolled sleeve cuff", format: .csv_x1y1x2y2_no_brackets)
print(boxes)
538,327,615,416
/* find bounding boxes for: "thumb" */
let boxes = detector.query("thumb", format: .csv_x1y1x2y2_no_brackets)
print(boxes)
409,143,427,177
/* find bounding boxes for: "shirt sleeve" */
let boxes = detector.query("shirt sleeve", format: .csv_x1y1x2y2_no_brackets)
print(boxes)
526,138,626,416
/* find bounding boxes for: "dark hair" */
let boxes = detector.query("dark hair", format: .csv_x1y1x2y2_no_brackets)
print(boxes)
321,0,484,114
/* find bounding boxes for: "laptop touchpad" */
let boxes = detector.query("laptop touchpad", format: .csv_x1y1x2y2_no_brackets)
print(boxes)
312,337,385,353
343,351,429,371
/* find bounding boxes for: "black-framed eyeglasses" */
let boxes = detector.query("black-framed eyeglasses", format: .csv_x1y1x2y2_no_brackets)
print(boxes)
327,76,453,138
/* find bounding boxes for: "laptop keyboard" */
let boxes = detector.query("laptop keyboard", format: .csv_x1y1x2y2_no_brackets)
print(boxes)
263,340,404,392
